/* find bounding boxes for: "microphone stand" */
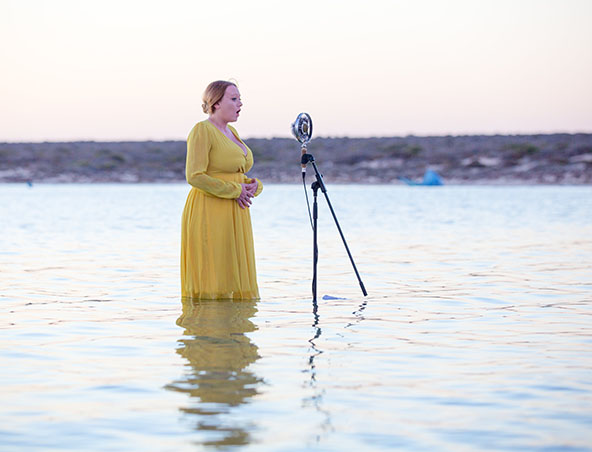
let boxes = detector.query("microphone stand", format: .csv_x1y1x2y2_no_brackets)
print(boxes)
301,150,368,303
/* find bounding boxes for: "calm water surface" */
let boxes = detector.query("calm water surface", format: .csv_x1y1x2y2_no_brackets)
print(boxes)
0,183,591,451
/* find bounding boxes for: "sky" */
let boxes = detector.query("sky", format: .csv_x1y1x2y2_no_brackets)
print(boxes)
1,0,591,141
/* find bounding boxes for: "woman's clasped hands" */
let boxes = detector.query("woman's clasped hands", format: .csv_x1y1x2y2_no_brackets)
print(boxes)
236,180,258,209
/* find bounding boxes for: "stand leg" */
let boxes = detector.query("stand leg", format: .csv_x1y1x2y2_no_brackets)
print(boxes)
312,181,320,303
320,189,368,297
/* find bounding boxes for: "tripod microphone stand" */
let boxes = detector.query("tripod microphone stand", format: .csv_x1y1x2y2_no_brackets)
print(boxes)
292,113,367,303
301,151,368,302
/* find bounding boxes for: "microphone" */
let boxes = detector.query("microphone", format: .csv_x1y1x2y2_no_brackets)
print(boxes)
291,113,313,174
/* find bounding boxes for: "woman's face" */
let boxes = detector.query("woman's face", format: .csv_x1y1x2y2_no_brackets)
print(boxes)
213,85,242,122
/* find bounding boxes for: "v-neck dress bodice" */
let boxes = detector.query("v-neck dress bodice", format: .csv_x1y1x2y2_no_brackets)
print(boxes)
211,121,248,156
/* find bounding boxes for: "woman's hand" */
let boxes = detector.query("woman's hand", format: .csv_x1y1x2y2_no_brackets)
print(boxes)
244,179,258,197
236,183,254,209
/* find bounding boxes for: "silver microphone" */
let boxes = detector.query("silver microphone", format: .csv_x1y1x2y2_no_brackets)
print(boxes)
291,113,313,173
291,113,313,146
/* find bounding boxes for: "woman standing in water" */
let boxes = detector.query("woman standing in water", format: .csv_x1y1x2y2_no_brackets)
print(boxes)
181,80,262,300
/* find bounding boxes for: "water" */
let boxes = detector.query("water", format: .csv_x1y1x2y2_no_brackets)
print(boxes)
1,183,591,451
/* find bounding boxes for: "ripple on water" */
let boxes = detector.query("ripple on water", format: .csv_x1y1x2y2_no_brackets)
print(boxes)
0,184,591,451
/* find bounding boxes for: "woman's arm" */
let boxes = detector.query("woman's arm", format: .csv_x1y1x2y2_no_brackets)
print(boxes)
185,123,242,199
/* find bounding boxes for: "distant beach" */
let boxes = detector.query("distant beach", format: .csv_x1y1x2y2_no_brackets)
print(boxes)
1,133,591,184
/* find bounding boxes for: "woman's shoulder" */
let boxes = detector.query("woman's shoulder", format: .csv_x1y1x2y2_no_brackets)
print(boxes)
188,120,213,139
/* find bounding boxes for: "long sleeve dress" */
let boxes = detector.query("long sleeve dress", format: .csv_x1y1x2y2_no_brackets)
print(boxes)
181,120,263,300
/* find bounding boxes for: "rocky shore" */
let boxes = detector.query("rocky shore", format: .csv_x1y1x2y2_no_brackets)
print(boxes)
1,134,591,184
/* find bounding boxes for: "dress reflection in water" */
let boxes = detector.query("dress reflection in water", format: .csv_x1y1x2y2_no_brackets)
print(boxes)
166,299,261,447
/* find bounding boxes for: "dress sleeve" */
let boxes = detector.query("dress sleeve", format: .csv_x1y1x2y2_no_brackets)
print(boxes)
185,123,242,199
244,176,263,197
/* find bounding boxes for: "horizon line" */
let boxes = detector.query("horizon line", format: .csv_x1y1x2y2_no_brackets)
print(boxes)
2,130,592,144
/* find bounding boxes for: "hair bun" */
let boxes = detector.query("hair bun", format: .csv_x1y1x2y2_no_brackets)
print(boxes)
201,102,209,114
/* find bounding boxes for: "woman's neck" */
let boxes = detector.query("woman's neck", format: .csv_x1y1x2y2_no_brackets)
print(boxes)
208,115,228,132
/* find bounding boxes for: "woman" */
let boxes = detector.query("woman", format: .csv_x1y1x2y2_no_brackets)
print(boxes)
181,80,263,300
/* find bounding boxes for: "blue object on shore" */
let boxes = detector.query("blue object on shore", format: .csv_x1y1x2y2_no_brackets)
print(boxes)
322,295,347,300
400,169,443,186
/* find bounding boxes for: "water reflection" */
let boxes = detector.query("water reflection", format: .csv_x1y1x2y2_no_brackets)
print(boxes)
166,299,261,448
303,299,333,440
345,298,368,329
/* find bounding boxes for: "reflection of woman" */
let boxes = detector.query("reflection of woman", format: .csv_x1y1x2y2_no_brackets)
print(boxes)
181,80,263,300
166,299,261,447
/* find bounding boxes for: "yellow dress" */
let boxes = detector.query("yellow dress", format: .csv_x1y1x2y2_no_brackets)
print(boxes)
181,120,263,300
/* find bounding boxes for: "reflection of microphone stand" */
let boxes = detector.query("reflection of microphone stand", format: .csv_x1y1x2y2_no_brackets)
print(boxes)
303,297,333,440
308,298,321,382
292,113,367,302
344,298,368,329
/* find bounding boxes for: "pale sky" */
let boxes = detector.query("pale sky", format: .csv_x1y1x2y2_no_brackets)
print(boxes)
1,0,591,141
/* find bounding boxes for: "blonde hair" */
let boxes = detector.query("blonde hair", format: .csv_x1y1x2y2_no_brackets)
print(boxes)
202,80,237,115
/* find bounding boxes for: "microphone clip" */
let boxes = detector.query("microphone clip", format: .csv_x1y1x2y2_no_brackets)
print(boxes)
301,153,314,166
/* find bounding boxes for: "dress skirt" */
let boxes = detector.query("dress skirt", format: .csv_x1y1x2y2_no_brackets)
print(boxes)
180,179,259,300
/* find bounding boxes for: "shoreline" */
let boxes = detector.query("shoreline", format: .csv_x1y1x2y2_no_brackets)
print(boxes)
1,133,591,185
